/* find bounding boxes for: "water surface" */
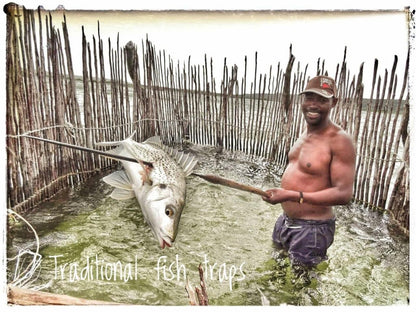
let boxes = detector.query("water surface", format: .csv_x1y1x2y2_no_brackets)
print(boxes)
7,145,409,305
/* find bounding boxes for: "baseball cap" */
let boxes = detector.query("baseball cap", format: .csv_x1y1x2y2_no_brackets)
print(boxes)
300,75,337,98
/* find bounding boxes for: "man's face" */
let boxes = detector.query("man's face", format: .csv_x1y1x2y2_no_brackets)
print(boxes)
301,92,334,126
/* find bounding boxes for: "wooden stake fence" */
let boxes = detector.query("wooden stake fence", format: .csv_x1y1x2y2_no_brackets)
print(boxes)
5,4,410,234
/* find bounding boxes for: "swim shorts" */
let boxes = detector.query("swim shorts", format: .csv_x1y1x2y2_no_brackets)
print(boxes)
272,214,336,267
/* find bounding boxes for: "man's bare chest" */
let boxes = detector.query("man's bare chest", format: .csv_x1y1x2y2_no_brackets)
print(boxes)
288,138,332,175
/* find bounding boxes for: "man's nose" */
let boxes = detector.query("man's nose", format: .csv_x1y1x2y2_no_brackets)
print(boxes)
306,101,319,109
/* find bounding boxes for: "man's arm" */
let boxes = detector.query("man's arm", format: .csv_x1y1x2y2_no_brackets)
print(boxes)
263,132,356,205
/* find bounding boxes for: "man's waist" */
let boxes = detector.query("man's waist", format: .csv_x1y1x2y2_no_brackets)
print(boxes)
281,201,334,219
282,213,336,225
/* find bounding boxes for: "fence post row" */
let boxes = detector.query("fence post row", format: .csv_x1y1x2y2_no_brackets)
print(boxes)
5,4,410,234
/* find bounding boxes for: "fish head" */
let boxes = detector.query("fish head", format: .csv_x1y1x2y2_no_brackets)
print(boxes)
142,183,185,249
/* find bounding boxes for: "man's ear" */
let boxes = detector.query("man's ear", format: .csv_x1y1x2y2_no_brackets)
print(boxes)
332,97,338,107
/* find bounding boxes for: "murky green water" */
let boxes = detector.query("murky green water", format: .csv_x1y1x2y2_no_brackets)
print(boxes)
7,145,409,305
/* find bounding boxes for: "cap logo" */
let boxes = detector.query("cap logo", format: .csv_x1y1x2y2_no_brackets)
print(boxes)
320,77,333,90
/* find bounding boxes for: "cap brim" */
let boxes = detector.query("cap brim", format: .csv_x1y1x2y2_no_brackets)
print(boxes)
300,88,334,98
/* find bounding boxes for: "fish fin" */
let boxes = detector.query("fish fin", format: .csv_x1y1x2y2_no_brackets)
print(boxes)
95,131,136,147
95,137,126,159
182,156,198,176
103,171,133,190
96,132,156,165
133,135,199,176
102,146,125,159
110,188,136,200
143,136,163,147
163,146,198,176
103,170,135,200
145,136,199,176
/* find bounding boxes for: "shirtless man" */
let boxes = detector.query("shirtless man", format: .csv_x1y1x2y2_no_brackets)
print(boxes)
263,75,356,267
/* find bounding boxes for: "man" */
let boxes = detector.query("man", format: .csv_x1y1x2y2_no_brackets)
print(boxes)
263,75,356,268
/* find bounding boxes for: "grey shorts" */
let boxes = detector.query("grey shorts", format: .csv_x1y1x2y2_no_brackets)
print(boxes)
272,214,336,267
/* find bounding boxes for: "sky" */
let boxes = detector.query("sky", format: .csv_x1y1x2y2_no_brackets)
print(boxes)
1,0,412,99
61,10,408,96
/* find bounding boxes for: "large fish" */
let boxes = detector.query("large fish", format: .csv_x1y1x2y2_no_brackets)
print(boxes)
96,134,197,249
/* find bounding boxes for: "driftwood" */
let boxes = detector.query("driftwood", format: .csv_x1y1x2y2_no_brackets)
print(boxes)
185,264,209,306
7,285,121,305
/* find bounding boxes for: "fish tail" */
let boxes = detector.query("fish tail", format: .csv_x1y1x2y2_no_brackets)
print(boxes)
95,131,136,147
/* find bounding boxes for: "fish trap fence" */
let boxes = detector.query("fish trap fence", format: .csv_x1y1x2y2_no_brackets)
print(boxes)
5,4,410,234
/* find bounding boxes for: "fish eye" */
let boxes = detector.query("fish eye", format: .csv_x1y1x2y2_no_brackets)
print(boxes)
165,205,175,217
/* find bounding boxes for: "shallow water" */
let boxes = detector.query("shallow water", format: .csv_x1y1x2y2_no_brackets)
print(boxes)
7,145,409,305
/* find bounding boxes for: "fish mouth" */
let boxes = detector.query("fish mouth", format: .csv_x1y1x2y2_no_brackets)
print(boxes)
160,239,172,249
159,230,173,249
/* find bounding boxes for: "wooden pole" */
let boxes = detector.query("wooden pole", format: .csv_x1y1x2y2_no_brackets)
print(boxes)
192,173,269,197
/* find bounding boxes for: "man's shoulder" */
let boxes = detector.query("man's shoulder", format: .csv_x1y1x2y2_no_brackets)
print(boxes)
329,124,353,140
329,125,356,155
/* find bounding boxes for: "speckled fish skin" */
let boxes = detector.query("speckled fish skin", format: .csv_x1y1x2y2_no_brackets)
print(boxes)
125,141,187,191
97,136,197,249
